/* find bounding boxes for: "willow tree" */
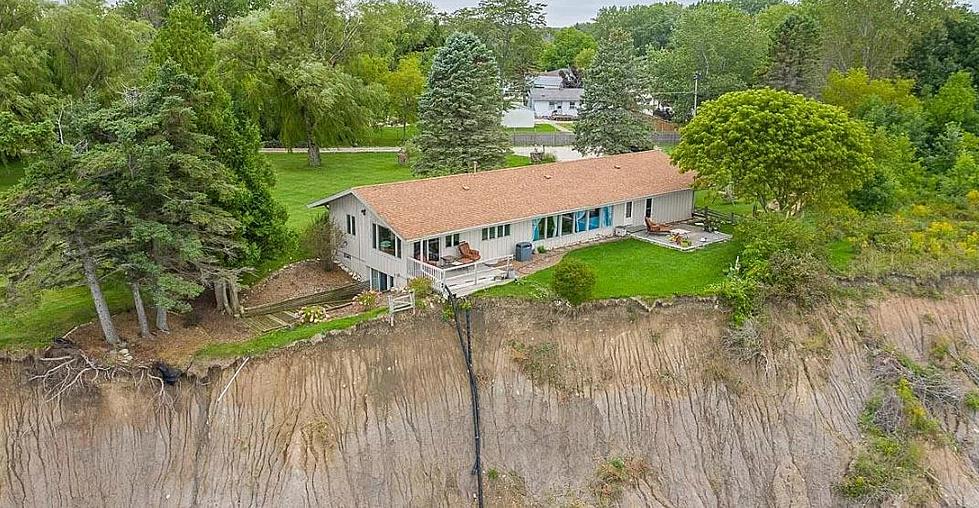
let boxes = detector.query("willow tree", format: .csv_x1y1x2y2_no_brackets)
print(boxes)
217,0,383,167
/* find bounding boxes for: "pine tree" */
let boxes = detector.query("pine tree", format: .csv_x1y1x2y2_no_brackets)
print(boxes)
413,32,510,176
574,29,652,156
152,4,290,267
762,14,822,97
80,66,245,334
0,147,127,345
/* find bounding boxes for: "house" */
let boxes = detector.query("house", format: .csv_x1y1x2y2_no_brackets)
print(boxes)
529,87,584,119
532,70,564,89
308,151,695,295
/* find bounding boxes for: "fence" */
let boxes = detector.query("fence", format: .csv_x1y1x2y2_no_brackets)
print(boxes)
510,131,680,147
241,281,369,317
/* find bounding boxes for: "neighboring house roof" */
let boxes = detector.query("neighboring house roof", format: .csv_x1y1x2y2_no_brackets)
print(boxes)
529,87,584,102
309,151,695,241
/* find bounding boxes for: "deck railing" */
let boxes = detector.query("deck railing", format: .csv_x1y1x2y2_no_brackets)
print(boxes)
408,255,513,295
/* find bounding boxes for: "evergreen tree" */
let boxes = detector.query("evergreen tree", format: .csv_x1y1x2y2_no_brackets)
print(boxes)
0,147,127,345
80,66,244,334
152,4,290,266
574,29,651,156
762,14,821,97
413,32,510,176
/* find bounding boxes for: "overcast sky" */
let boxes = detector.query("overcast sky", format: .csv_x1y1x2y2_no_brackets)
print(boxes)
431,0,979,27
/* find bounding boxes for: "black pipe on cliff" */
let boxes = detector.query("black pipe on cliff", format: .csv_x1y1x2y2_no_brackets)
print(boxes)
447,290,484,508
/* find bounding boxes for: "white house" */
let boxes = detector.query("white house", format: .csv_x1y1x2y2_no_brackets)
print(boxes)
529,87,584,119
308,151,695,295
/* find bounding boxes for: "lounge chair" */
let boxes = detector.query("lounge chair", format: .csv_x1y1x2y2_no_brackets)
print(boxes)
645,217,671,234
458,241,481,263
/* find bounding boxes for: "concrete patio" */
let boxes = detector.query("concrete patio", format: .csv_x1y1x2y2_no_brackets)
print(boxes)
629,222,732,251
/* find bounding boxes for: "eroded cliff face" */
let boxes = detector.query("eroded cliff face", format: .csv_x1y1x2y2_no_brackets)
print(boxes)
2,293,979,507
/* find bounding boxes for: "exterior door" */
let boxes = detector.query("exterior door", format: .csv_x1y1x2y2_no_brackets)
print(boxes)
370,269,392,291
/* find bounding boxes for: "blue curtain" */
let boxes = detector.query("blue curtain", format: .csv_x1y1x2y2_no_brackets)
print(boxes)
575,211,587,232
603,206,613,227
532,218,541,241
588,210,600,230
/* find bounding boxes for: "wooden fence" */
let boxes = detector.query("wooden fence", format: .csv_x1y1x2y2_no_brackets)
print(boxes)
693,207,742,226
241,281,369,317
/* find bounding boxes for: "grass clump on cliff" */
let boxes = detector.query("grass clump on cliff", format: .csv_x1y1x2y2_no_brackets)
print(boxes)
837,352,958,502
196,308,385,359
589,456,650,506
507,339,578,393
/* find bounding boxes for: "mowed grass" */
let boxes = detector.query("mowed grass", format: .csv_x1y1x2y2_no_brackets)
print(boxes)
483,238,740,300
0,282,133,350
507,124,559,134
195,308,386,358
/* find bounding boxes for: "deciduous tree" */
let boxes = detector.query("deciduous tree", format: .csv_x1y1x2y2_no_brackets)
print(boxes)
643,2,767,120
413,32,510,175
385,55,425,143
672,88,875,214
541,27,596,71
592,3,683,55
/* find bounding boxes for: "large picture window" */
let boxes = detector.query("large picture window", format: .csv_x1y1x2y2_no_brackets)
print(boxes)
372,224,401,258
535,205,617,241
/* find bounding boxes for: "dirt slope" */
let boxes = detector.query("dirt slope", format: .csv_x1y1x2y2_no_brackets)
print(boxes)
1,293,978,507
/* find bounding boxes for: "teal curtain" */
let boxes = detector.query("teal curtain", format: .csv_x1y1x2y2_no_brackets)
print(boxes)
603,206,613,227
532,218,541,241
575,211,587,232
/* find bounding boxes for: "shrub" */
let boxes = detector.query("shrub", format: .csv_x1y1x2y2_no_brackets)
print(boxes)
303,213,345,271
590,457,650,506
406,276,433,298
964,391,979,412
354,289,382,309
299,305,330,324
551,258,596,305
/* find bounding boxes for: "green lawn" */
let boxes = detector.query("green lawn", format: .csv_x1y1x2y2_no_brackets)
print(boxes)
0,282,133,350
695,189,756,217
195,307,386,358
507,124,559,134
0,160,26,193
359,125,418,146
483,238,740,300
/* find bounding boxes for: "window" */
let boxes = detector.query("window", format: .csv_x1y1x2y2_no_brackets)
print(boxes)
548,101,557,109
645,198,653,218
346,214,356,235
481,224,511,240
560,213,575,236
625,202,633,219
587,208,601,230
569,101,577,109
372,224,401,258
533,216,559,240
445,233,460,247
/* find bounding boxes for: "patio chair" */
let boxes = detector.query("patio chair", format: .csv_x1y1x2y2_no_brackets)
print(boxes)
458,242,481,263
645,217,671,234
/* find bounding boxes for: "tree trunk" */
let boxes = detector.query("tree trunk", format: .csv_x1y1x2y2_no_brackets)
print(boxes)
156,305,170,334
305,116,321,167
130,283,152,339
78,246,120,346
228,279,242,318
215,280,229,314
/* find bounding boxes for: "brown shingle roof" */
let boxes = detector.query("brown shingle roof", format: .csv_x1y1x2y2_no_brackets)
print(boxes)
326,151,693,240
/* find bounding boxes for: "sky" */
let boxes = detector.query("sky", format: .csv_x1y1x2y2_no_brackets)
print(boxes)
431,0,979,27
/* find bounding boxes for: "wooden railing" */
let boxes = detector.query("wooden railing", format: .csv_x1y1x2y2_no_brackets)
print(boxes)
693,207,742,226
241,281,369,317
408,256,513,295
